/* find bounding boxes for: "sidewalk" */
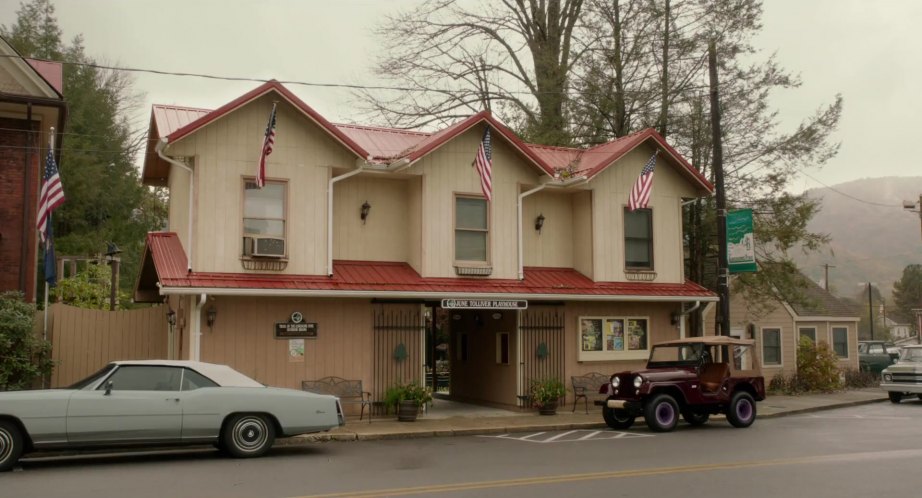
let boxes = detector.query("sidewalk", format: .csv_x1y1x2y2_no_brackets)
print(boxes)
287,388,888,444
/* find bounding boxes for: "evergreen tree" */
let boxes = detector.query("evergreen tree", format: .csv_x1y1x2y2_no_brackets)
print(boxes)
892,264,922,331
2,0,167,307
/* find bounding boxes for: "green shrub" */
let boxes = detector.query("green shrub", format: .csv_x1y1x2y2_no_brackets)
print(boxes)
795,336,843,393
530,377,567,408
0,292,53,390
384,381,432,408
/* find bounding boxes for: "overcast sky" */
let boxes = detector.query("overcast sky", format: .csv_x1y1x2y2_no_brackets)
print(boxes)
2,0,920,194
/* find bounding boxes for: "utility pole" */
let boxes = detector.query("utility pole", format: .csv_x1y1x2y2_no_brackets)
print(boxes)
823,263,835,291
709,39,729,337
868,282,874,340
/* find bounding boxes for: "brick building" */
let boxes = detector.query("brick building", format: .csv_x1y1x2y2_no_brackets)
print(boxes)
0,36,66,302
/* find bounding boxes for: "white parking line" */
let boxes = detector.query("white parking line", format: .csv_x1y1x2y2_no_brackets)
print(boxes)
479,429,654,443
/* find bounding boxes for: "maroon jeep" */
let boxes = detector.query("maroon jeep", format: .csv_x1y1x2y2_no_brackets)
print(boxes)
598,336,765,432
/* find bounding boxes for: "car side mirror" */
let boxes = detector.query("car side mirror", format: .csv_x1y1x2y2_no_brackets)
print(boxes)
104,381,113,396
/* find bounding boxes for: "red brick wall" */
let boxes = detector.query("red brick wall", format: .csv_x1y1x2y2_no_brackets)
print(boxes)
0,117,40,302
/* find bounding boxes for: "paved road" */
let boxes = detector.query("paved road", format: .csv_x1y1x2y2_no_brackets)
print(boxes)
4,400,921,498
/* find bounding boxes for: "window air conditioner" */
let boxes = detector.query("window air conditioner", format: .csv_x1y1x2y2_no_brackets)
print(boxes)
243,236,285,258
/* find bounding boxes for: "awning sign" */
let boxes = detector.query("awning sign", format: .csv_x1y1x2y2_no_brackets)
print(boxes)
441,299,528,310
727,208,757,273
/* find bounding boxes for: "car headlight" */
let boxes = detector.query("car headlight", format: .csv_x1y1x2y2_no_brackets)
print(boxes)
611,377,621,388
633,375,644,388
884,373,892,382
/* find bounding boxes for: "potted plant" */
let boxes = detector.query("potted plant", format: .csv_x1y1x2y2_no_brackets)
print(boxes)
530,377,567,415
384,381,433,422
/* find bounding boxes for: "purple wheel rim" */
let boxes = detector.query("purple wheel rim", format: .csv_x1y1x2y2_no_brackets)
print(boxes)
737,399,753,421
656,402,675,425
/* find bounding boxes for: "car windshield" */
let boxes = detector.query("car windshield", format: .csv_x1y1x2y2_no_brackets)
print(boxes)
67,364,116,389
899,348,922,363
648,344,704,367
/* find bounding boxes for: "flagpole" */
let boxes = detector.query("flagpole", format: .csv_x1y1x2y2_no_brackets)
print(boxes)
43,127,54,343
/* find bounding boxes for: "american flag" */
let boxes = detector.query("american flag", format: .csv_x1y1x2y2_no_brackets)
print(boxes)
628,151,658,211
472,127,493,201
256,102,277,188
37,148,65,241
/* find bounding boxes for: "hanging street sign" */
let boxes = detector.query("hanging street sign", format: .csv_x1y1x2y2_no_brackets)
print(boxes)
441,299,528,310
727,208,757,273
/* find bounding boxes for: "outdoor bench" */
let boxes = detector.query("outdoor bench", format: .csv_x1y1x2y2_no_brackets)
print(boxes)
301,376,371,423
571,372,611,414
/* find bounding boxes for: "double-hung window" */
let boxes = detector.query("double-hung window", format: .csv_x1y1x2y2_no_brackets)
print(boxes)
624,208,653,269
832,327,849,358
762,328,782,366
799,327,817,344
455,196,489,263
242,180,287,258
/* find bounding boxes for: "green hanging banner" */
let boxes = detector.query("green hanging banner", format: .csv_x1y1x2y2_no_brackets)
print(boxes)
727,208,757,273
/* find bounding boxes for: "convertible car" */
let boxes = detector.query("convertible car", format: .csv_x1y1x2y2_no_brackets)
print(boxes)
0,360,344,471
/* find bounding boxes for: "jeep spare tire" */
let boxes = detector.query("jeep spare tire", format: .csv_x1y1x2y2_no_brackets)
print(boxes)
644,394,679,432
726,391,756,428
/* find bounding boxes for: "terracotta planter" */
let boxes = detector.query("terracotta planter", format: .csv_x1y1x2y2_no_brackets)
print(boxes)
396,400,420,422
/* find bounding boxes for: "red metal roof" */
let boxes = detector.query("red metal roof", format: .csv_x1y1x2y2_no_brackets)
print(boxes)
25,58,63,96
333,123,429,161
143,81,712,193
139,233,715,301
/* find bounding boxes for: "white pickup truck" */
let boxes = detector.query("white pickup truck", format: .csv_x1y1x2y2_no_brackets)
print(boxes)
880,345,922,403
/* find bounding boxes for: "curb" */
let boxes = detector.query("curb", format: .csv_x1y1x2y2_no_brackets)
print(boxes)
756,397,888,419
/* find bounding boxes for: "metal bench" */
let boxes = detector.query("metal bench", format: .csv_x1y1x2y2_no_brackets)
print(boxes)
571,372,610,414
301,376,372,423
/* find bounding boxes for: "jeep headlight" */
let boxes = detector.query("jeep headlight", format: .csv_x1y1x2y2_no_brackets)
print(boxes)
884,373,892,382
633,375,644,388
611,377,621,388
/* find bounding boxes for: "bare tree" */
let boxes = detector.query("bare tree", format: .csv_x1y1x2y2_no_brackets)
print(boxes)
357,0,584,145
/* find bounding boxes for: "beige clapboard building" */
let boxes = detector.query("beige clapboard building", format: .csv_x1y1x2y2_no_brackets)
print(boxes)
135,80,717,412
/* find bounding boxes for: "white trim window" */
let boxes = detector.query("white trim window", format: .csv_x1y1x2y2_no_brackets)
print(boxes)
242,180,287,258
832,326,849,358
762,328,782,366
455,195,489,263
578,316,649,361
798,327,817,344
624,207,653,270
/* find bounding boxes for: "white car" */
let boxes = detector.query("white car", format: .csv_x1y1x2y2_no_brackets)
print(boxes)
0,360,344,471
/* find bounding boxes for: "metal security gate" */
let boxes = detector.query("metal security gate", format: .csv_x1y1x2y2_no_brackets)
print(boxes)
518,308,566,406
373,305,424,404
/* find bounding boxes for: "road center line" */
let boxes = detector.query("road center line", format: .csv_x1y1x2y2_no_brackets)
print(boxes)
291,448,922,498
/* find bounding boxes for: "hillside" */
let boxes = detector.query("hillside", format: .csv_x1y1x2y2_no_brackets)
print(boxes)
791,176,922,301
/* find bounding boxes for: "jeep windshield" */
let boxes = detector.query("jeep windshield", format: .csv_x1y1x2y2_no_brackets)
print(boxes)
647,344,705,368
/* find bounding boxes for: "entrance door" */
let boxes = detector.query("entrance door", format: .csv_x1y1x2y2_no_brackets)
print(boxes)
424,306,450,395
518,308,566,407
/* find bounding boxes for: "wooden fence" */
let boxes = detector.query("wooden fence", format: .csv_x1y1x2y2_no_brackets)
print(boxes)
49,303,168,387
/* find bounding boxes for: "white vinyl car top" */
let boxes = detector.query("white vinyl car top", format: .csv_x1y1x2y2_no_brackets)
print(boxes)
111,360,264,387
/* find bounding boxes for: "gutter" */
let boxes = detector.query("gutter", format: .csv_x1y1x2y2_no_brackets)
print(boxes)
517,184,547,280
158,286,719,302
676,301,701,339
328,163,365,276
156,139,194,272
192,293,207,361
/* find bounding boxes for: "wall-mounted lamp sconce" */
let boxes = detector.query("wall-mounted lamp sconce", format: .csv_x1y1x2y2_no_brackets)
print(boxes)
360,201,371,224
535,213,545,233
166,309,176,327
670,312,679,326
206,307,217,328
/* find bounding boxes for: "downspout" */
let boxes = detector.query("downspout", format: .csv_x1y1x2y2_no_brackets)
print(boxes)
678,301,702,339
328,163,365,276
192,293,207,361
517,184,547,280
156,139,194,272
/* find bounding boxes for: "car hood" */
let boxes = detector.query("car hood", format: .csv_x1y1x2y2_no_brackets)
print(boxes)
884,363,922,374
614,368,697,382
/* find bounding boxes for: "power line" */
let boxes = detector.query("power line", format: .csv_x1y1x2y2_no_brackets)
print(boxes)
796,168,903,208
